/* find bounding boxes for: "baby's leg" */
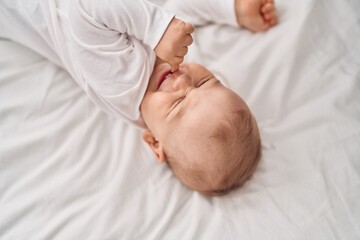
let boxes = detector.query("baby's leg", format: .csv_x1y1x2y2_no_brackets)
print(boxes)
236,0,278,32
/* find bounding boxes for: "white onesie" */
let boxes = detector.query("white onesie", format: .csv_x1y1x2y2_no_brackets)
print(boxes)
0,0,237,128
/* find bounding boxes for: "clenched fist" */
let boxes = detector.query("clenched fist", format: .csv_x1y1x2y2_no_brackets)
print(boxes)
154,18,194,72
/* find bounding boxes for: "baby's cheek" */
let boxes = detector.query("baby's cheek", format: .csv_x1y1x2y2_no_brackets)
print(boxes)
144,93,171,117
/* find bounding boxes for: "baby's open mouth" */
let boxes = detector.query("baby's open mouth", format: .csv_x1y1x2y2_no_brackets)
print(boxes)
157,70,173,90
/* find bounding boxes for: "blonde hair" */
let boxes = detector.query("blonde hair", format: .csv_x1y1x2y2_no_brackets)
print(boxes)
166,109,261,196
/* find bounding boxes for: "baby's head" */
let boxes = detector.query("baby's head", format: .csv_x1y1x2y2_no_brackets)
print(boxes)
140,61,261,196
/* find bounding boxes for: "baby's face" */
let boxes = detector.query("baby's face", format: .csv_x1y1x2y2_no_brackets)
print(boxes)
140,60,250,168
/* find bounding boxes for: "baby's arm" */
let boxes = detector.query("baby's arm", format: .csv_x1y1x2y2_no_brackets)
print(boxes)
164,0,278,32
75,0,173,53
70,0,193,72
164,0,238,27
0,0,176,126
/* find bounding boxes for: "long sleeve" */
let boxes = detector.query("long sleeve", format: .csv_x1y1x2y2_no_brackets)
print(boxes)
163,0,238,27
0,0,174,128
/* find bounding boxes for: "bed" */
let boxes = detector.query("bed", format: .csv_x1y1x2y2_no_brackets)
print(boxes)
0,0,359,239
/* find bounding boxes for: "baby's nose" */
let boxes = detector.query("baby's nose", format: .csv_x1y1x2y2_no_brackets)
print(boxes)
172,74,192,91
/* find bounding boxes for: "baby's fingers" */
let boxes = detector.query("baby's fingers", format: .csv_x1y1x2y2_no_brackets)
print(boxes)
171,64,179,72
182,34,193,47
184,22,195,34
170,56,184,72
177,47,188,57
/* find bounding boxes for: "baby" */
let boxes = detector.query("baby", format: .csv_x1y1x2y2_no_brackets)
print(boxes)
140,0,277,195
0,0,277,195
142,61,262,195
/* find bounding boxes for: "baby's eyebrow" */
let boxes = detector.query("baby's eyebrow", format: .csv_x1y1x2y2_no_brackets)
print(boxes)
170,92,192,121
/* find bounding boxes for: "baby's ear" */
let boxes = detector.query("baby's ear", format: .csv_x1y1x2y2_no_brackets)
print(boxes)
142,130,166,163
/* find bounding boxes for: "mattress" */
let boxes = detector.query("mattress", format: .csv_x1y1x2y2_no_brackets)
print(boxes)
0,0,359,239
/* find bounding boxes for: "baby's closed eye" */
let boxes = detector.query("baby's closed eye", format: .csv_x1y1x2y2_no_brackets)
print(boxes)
197,78,211,88
173,98,185,109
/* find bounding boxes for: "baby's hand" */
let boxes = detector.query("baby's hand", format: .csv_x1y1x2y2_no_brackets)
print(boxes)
236,0,278,32
155,18,194,72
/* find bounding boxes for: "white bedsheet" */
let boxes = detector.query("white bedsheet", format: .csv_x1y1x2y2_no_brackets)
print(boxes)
1,0,360,239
